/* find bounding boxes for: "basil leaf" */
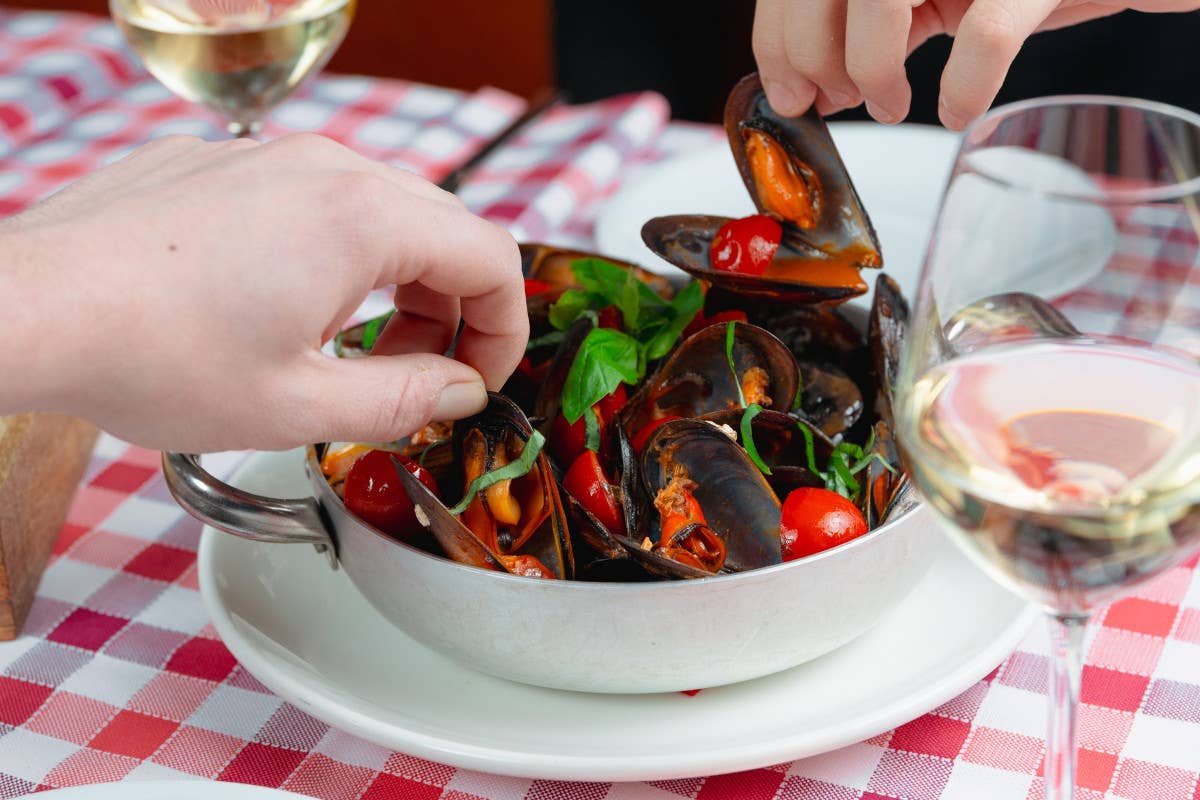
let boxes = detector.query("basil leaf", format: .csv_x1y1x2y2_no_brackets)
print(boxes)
725,321,746,408
831,458,860,496
796,422,822,476
447,431,546,515
570,257,667,333
791,372,804,412
643,281,704,361
549,289,590,331
740,404,772,475
561,327,641,423
584,406,601,453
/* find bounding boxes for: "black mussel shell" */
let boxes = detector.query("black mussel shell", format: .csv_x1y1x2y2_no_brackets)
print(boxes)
398,393,574,579
619,321,802,440
642,418,783,572
868,273,909,424
521,242,675,299
725,73,881,267
641,214,868,304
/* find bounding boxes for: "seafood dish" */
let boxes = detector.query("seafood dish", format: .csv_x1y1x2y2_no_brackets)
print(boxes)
320,73,916,581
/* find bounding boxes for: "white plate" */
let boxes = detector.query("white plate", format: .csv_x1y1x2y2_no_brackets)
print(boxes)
595,122,962,307
199,449,1036,783
32,781,311,800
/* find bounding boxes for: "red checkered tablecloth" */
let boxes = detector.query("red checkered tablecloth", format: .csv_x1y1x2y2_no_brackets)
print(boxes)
3,9,1200,800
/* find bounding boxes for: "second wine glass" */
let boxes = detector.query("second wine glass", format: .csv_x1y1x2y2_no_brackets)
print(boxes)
110,0,356,137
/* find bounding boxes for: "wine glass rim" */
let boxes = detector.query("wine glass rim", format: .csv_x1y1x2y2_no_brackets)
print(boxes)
963,94,1200,204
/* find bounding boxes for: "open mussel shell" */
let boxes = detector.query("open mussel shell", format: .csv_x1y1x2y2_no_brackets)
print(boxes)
857,420,916,529
641,214,868,304
396,393,574,579
642,418,783,573
725,73,881,267
868,273,909,423
521,242,675,299
699,408,831,498
619,321,802,438
797,362,864,441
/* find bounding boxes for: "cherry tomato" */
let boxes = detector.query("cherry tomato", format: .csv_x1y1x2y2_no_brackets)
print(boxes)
562,450,626,537
344,450,439,543
630,414,683,455
779,487,868,561
710,215,782,276
523,278,553,297
682,309,749,340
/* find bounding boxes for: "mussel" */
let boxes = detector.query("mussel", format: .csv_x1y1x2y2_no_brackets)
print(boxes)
641,418,783,573
619,321,802,440
640,73,881,303
395,393,574,579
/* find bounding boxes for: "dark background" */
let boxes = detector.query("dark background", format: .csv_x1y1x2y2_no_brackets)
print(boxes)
554,2,1200,124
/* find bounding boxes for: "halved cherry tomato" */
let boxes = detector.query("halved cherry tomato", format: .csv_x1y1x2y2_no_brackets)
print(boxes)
631,414,683,455
562,450,626,537
682,309,749,340
779,487,868,561
524,278,553,297
710,215,782,276
344,450,439,543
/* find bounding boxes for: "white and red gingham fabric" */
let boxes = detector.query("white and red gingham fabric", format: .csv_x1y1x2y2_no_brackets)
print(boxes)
2,8,1200,800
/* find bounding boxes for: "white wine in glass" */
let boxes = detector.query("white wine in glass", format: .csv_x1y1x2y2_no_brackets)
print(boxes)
111,0,356,137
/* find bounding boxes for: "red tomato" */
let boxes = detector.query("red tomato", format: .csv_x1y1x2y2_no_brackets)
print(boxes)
344,450,439,543
630,414,683,454
710,215,782,276
523,278,553,297
779,487,868,561
562,450,626,537
682,309,749,340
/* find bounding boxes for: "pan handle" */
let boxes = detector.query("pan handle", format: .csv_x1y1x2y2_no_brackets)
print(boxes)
162,452,337,570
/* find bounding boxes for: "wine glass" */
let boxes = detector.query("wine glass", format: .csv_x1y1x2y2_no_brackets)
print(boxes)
109,0,356,137
894,96,1200,799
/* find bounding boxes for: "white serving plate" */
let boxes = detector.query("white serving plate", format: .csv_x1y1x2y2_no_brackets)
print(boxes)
199,449,1035,783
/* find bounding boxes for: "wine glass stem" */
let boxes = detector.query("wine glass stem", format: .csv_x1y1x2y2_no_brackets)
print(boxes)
1045,613,1087,800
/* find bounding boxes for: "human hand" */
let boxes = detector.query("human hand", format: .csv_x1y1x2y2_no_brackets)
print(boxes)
0,134,526,452
752,0,1200,129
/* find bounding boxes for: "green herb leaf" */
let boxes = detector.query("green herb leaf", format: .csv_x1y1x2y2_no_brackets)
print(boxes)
584,406,601,453
790,372,804,412
740,404,772,475
561,327,641,423
548,289,590,331
447,431,546,515
643,281,704,361
725,321,746,408
334,310,394,357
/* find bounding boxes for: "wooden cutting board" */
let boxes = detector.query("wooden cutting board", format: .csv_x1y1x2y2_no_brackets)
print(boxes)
0,413,98,639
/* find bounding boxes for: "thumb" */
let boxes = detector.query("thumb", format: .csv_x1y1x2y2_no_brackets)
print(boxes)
301,352,488,444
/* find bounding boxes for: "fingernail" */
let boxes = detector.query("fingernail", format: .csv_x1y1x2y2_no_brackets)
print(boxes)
432,381,487,421
939,97,966,131
865,101,900,125
763,79,800,116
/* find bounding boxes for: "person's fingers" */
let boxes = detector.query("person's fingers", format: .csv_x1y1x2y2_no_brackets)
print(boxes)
783,0,861,117
938,0,1059,129
295,352,487,445
753,0,819,116
340,181,526,390
845,0,917,123
368,285,462,357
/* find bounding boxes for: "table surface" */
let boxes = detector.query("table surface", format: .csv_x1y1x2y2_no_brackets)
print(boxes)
2,9,1200,800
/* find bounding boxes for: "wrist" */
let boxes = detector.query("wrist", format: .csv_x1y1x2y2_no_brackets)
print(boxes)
0,222,93,416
